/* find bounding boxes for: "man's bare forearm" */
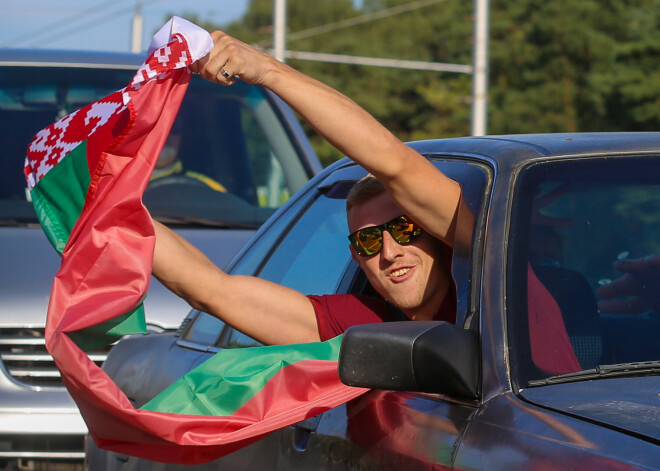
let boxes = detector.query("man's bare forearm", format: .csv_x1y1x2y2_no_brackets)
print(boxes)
151,220,320,344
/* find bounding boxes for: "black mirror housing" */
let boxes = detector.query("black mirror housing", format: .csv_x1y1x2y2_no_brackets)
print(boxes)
338,321,479,400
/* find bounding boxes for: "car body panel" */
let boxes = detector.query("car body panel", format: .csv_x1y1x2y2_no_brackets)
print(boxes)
520,377,660,440
410,132,660,161
456,392,660,471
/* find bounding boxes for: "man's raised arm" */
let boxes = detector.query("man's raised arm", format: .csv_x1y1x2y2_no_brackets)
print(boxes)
195,32,464,247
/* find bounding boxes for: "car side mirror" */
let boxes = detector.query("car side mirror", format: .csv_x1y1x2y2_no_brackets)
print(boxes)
338,321,479,400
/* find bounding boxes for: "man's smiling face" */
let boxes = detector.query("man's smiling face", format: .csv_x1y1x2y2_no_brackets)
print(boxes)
347,192,450,321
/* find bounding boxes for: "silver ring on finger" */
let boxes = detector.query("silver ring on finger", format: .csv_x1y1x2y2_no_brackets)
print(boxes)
221,68,232,80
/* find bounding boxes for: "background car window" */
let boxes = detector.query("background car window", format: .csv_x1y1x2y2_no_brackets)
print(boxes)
0,66,311,228
1,67,136,224
509,157,660,386
142,81,309,228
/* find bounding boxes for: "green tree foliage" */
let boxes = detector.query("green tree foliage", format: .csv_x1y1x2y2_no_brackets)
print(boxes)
222,0,474,165
202,0,660,165
489,0,660,134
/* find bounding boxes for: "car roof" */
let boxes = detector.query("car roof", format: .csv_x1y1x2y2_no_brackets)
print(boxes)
409,133,660,167
0,48,143,69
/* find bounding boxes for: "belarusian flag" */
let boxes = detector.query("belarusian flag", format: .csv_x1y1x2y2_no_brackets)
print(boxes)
24,17,366,464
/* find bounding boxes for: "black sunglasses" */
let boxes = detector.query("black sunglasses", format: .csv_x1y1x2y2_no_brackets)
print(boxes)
348,215,423,257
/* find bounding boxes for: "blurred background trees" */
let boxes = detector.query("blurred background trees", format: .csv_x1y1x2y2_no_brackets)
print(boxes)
178,0,660,166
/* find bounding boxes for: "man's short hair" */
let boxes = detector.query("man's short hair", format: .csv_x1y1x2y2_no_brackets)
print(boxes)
346,174,386,214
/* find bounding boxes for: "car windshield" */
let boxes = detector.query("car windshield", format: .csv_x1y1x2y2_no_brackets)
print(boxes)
0,64,311,228
508,156,660,387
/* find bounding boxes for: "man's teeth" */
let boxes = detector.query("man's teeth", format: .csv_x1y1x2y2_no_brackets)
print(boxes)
391,268,410,277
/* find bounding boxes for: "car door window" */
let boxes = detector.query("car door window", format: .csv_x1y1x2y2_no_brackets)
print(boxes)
508,156,660,387
221,185,353,348
225,187,314,277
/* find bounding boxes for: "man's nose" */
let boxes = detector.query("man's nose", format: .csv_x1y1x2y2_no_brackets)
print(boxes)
380,230,404,261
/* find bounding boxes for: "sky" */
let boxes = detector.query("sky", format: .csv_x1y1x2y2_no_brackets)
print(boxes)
1,0,250,52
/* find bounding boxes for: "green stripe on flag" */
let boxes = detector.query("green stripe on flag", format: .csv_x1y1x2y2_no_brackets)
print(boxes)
30,141,91,254
31,140,147,350
141,335,343,416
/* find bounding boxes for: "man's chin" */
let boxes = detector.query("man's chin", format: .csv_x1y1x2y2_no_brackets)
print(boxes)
389,295,423,313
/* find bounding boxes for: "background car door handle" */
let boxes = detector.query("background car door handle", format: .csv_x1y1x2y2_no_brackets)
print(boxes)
292,414,322,452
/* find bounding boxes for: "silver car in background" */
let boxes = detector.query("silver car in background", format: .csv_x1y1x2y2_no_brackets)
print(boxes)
0,49,321,471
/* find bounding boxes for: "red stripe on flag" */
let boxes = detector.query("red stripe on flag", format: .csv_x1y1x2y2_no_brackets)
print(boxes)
228,360,366,427
55,328,364,463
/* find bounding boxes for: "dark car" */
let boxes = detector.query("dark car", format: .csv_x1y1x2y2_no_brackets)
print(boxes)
88,133,660,470
0,49,321,470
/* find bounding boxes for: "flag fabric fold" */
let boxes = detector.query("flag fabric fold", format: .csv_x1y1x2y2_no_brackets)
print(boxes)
24,17,366,464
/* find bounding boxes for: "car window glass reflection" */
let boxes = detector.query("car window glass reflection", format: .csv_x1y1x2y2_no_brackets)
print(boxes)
228,191,312,277
511,158,660,387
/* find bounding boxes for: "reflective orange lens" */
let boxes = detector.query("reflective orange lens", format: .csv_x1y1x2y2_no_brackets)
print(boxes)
348,216,423,257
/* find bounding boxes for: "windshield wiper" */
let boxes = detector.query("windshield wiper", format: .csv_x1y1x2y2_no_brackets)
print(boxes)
0,218,40,227
154,215,261,229
528,361,660,387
